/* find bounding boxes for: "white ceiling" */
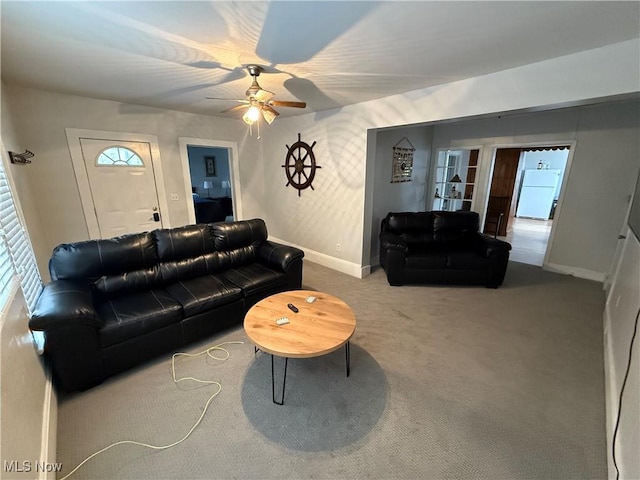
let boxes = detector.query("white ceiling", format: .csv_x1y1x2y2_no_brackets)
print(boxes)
2,1,639,119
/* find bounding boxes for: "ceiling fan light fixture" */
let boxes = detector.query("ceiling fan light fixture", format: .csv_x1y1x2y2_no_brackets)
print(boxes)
261,108,277,125
243,105,261,124
208,64,306,136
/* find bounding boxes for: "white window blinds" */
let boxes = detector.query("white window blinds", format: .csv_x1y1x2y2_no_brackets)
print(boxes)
0,159,42,312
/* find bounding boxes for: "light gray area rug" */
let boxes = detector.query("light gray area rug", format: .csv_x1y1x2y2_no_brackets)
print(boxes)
55,261,607,479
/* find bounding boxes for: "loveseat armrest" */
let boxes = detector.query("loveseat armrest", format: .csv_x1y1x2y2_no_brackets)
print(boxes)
474,233,512,258
379,232,409,286
29,280,102,331
257,241,305,272
474,233,512,288
379,232,408,253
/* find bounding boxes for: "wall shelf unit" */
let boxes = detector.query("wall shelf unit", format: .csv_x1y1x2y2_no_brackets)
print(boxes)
432,149,478,212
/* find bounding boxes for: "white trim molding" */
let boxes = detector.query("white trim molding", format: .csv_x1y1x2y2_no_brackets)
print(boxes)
544,262,605,283
270,237,365,279
38,368,57,480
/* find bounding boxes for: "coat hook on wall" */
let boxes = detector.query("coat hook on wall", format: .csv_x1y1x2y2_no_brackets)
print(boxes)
9,150,35,164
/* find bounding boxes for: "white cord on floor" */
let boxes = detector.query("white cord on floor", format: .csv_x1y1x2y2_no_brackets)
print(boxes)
59,340,244,480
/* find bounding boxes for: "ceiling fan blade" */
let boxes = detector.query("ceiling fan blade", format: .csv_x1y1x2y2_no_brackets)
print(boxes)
206,97,249,102
221,104,250,114
254,88,275,103
269,100,306,109
261,105,279,125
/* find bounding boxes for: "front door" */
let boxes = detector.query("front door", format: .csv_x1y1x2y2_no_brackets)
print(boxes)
79,138,163,238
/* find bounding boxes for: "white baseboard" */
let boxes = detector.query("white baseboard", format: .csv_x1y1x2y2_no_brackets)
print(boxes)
270,237,365,279
39,366,57,480
544,262,605,282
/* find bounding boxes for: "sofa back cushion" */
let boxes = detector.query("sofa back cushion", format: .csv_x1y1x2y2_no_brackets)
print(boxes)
155,224,215,283
212,219,267,251
50,232,158,282
211,219,267,270
49,219,272,297
155,224,215,261
93,266,164,299
384,212,435,246
433,211,479,243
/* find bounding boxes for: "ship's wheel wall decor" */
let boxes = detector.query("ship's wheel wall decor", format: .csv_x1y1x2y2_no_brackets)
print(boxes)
391,136,415,183
282,133,321,197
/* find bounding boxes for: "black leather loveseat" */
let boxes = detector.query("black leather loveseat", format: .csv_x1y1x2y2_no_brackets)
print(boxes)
379,211,511,288
29,219,304,392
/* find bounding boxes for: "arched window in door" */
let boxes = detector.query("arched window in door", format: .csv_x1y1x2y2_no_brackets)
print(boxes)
96,147,144,166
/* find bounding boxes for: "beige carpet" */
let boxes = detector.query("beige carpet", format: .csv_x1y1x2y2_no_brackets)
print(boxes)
54,260,607,479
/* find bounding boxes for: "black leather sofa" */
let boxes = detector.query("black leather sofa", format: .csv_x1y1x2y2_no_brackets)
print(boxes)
379,211,511,288
29,219,304,392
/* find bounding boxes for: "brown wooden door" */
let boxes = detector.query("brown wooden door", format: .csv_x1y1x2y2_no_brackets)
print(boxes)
484,148,521,236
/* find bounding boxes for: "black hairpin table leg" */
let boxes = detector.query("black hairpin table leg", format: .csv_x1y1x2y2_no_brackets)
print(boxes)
346,341,351,377
271,355,288,405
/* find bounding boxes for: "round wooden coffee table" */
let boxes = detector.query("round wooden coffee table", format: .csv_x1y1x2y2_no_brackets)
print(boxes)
244,290,356,405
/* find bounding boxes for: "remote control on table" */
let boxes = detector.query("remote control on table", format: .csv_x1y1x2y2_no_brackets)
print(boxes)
287,303,299,313
306,296,317,303
276,317,290,325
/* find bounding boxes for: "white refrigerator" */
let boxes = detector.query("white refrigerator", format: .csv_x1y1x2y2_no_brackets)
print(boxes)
516,169,561,220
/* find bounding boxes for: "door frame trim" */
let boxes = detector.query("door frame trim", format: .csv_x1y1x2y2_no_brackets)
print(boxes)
66,128,171,239
482,140,577,267
177,137,242,224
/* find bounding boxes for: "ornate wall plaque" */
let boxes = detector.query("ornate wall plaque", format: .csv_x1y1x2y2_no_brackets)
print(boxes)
391,136,415,183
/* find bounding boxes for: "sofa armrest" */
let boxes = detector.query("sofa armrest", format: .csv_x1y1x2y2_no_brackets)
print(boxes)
30,280,105,391
380,232,409,253
29,280,102,331
379,232,409,286
257,241,305,272
474,233,512,258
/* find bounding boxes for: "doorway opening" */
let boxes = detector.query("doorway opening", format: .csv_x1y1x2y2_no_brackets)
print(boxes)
484,145,571,266
187,146,234,224
178,137,242,225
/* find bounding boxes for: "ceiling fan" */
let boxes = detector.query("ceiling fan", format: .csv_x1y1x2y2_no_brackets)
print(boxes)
207,65,306,126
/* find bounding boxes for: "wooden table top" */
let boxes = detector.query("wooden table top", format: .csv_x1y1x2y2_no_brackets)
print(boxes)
243,290,356,358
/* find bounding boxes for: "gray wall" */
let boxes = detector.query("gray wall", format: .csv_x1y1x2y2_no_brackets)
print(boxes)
263,40,640,277
0,88,56,476
2,83,259,279
604,228,640,480
3,41,639,282
430,99,640,278
365,100,639,275
370,125,433,264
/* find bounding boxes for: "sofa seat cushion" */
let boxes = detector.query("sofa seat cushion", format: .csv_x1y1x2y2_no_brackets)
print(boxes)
406,247,448,269
446,250,490,269
97,289,183,347
223,263,287,296
165,274,243,317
